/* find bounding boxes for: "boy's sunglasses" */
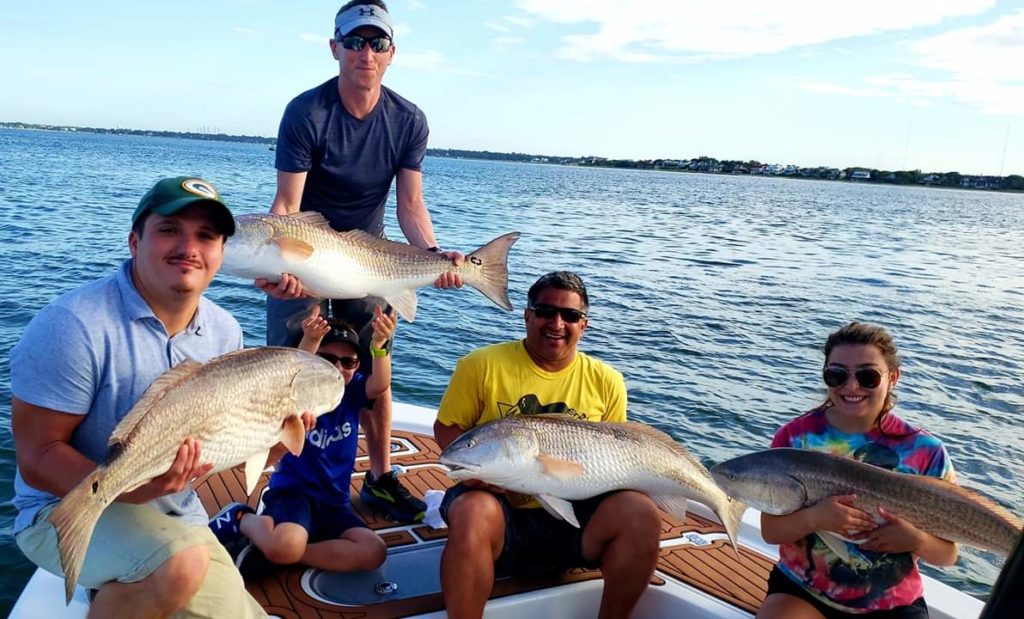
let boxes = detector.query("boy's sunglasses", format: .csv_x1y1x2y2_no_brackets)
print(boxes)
822,366,884,389
528,304,587,324
338,34,393,53
319,352,360,370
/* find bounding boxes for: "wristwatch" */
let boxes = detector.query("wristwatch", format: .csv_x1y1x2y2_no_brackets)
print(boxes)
370,345,389,358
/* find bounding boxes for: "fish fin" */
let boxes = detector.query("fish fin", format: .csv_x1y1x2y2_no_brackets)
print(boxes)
817,529,852,562
274,237,315,260
912,476,1024,530
719,498,749,560
618,422,710,472
108,360,204,446
537,453,585,480
243,450,270,496
280,414,307,456
385,290,418,323
535,494,580,528
462,232,520,311
337,229,439,257
48,470,109,604
651,495,689,521
283,211,333,229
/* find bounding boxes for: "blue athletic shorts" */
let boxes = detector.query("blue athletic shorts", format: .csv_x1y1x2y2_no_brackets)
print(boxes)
439,483,609,578
261,487,368,542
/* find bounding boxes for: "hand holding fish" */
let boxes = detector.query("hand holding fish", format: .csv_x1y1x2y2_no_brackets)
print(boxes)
432,250,465,289
256,272,308,300
120,438,212,504
858,506,927,553
809,494,877,538
299,411,317,432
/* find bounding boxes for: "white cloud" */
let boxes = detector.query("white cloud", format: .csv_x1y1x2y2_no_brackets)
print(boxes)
514,0,995,62
486,22,511,33
394,48,483,76
493,36,524,47
300,33,325,43
233,27,257,36
504,16,533,28
792,11,1024,115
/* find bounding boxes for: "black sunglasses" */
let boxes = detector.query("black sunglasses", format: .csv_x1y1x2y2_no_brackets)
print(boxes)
822,366,884,389
319,352,360,369
528,304,587,324
338,34,393,53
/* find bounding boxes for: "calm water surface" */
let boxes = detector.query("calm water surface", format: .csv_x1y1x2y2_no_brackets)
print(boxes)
1,128,1022,614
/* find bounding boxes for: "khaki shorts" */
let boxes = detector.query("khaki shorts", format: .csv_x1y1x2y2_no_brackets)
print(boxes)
17,502,265,619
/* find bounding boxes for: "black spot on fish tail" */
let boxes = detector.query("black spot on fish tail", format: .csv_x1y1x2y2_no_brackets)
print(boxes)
102,442,124,465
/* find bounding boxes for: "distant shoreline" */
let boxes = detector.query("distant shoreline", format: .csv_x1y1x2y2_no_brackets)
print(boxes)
3,121,1021,192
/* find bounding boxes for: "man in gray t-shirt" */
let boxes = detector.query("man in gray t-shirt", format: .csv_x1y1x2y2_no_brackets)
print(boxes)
11,177,264,617
260,1,460,524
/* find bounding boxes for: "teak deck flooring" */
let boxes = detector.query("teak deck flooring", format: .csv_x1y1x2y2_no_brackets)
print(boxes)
195,430,774,618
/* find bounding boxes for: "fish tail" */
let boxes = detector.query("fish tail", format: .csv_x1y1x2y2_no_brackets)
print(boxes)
47,470,109,604
720,498,748,560
462,232,520,310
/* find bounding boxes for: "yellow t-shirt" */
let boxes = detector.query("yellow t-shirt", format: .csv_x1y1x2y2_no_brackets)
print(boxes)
437,340,627,430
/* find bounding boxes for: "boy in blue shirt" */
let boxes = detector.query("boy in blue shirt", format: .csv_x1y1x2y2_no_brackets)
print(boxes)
212,305,399,575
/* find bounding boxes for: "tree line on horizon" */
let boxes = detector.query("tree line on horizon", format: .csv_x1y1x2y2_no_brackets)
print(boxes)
3,122,1020,191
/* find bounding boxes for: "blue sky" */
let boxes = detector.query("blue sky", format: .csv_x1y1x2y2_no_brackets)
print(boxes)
1,0,1022,175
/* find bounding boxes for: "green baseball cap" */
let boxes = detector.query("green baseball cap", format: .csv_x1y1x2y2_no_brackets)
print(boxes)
131,176,235,236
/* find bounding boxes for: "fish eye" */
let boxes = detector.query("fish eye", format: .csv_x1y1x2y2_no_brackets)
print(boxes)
464,439,475,448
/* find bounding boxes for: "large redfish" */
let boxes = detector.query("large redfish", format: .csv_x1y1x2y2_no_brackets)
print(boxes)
47,347,345,603
710,448,1023,559
440,415,748,556
220,212,520,322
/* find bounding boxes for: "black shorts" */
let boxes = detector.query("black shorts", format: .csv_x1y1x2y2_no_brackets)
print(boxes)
261,486,368,543
766,566,929,619
439,483,608,578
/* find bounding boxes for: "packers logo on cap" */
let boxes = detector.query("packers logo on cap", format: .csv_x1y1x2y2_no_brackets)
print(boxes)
182,179,218,199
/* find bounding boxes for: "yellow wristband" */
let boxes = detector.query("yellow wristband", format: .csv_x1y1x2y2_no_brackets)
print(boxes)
370,345,389,358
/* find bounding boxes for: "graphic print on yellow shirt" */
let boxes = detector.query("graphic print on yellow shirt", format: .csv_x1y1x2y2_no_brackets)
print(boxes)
437,340,627,431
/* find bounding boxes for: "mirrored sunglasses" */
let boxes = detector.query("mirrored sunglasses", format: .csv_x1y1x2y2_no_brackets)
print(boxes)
339,34,393,53
822,366,884,389
318,352,360,369
528,304,587,324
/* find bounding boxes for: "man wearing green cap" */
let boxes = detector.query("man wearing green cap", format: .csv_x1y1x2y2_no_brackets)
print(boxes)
10,177,265,617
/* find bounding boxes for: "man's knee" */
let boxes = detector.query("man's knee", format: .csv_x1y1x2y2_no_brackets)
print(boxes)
584,491,661,553
151,545,210,607
445,492,505,554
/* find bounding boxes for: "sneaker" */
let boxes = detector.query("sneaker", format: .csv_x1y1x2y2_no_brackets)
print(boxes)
235,542,278,580
360,467,426,523
209,502,255,548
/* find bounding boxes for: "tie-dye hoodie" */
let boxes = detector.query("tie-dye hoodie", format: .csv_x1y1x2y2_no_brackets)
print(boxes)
770,406,956,613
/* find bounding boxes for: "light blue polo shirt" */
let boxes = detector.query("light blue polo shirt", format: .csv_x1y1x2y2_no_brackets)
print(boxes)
10,259,244,534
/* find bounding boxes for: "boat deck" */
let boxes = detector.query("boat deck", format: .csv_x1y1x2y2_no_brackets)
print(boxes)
195,429,775,618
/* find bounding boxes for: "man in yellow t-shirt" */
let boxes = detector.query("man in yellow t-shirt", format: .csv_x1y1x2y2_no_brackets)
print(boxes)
433,271,661,619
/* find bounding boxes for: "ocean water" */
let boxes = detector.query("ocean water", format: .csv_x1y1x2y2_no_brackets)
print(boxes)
1,128,1022,614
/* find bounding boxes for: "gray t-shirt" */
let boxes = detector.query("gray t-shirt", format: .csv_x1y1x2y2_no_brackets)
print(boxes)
10,259,244,533
275,78,428,236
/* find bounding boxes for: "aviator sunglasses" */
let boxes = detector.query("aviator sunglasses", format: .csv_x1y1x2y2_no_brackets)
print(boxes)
822,366,885,389
318,352,360,370
338,34,393,53
528,304,587,324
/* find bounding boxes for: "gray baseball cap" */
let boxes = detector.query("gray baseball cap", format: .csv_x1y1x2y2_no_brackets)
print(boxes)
335,3,394,39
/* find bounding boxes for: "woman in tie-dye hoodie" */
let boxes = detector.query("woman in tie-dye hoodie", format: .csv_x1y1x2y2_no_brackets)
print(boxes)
758,322,959,619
